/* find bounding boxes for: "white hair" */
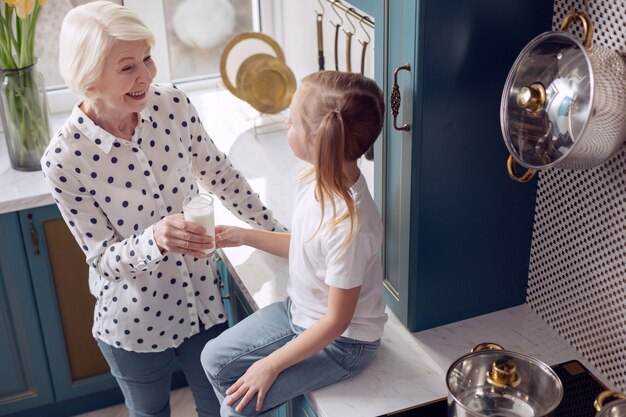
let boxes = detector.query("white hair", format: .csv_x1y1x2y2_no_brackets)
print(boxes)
58,1,155,100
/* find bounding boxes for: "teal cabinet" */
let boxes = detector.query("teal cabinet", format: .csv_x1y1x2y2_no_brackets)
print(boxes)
0,205,123,416
17,205,118,402
0,205,186,417
216,256,236,327
0,212,54,415
216,255,254,327
350,0,553,331
0,205,186,416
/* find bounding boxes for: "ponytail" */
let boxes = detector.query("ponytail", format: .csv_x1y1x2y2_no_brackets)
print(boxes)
311,110,357,250
298,71,384,253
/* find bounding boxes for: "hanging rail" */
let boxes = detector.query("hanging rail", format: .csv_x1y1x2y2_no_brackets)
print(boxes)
324,0,374,29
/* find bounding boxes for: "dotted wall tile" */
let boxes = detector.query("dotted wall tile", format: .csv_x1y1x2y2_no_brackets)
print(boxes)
526,0,626,391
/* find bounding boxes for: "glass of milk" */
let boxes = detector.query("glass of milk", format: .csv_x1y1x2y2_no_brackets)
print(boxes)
183,193,215,255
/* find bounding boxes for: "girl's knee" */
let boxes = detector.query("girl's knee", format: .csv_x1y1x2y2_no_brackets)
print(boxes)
200,340,219,380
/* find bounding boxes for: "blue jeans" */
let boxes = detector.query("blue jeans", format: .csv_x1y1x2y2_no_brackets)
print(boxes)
97,322,228,417
200,298,380,417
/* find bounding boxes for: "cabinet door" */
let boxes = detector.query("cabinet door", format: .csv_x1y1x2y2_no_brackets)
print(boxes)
347,0,419,328
348,1,552,331
18,205,117,401
403,1,552,330
381,0,418,331
0,212,54,415
215,253,255,327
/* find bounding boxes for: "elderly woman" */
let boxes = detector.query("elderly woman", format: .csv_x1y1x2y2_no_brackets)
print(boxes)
40,2,285,416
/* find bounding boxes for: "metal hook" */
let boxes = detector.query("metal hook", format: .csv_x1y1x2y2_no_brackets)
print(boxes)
356,15,371,76
315,0,325,71
315,0,325,16
343,7,357,35
356,15,372,45
329,0,343,28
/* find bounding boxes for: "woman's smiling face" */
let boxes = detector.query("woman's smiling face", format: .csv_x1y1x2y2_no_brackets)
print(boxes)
88,39,157,116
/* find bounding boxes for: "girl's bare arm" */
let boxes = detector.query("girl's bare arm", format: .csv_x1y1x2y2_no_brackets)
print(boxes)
216,225,291,258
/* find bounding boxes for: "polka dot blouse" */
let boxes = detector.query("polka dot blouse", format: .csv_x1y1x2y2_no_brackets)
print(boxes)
41,83,286,352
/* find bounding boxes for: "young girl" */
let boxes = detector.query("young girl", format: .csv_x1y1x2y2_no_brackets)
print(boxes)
200,71,387,417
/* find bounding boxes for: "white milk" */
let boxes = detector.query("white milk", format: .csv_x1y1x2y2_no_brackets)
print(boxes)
183,194,215,255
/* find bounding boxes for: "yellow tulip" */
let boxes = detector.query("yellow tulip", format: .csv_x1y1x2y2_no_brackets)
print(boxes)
0,0,43,69
13,0,36,18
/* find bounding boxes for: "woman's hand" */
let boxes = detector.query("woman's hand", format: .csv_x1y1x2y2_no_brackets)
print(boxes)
153,213,212,257
215,225,247,248
225,358,279,413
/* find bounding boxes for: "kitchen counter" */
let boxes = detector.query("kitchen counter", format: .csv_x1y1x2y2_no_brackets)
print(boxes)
0,88,616,417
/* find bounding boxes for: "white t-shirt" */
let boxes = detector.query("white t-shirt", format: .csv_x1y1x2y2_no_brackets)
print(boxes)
287,174,387,342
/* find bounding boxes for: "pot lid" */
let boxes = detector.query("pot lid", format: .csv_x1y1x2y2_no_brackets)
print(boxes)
501,31,593,169
447,349,564,417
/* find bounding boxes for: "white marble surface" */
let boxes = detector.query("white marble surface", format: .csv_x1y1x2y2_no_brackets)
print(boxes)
1,88,615,417
0,134,53,214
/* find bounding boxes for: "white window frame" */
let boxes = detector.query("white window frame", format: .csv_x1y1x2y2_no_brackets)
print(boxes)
47,0,283,115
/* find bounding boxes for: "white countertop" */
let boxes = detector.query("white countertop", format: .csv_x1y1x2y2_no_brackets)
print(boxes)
0,88,616,417
0,140,52,214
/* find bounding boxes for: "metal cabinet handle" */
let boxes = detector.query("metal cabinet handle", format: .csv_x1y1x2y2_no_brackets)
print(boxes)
27,214,40,255
391,63,411,131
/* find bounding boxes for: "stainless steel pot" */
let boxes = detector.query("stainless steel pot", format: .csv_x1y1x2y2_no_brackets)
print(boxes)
594,390,626,417
446,343,563,417
500,12,626,182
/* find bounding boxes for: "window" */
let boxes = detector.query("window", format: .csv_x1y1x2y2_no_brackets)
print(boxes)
34,0,278,113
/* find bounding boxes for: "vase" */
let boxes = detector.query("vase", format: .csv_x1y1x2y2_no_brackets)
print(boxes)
0,64,51,171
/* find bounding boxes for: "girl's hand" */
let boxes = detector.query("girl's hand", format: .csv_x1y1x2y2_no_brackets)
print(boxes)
153,213,213,257
215,225,247,248
225,358,279,413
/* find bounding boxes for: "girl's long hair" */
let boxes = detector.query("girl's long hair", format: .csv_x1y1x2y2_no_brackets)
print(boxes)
298,71,385,251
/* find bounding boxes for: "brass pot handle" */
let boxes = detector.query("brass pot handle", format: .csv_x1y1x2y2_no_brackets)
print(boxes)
471,343,504,352
391,64,411,131
594,390,626,412
507,155,536,183
560,11,593,50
